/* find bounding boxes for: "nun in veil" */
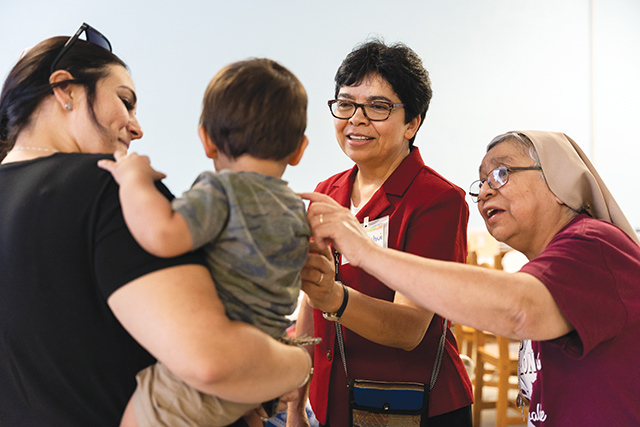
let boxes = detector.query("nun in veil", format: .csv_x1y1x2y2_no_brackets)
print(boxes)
302,130,640,426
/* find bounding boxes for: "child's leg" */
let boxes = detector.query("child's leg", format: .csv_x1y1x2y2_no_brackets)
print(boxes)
120,394,140,427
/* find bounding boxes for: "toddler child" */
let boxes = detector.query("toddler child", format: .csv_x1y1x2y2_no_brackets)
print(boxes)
99,58,313,427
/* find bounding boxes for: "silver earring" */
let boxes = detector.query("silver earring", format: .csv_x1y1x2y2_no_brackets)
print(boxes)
65,103,72,110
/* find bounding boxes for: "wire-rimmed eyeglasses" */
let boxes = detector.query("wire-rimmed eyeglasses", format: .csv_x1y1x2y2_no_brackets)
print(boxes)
50,22,112,75
469,165,542,203
328,99,404,121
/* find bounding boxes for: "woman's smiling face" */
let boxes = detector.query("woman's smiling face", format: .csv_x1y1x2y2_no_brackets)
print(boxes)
70,65,143,154
333,74,419,171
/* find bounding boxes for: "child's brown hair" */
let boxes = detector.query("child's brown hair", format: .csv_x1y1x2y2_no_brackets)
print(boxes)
200,58,307,161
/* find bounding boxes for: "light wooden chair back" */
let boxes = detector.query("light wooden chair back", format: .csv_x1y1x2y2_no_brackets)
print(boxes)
472,330,528,427
462,250,529,427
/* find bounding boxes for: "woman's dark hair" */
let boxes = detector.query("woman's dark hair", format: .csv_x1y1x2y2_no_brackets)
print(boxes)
201,58,307,161
334,39,432,147
0,36,127,160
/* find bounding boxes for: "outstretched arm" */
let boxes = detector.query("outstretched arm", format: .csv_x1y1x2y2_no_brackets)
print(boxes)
98,150,192,257
300,192,574,341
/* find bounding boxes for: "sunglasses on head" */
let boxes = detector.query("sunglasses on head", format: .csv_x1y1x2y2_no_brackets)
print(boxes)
49,22,112,75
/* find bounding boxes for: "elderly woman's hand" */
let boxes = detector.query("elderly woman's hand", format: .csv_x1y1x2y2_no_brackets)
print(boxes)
300,192,376,270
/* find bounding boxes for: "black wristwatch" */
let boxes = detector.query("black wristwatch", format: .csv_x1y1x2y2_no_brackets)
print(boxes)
322,282,349,322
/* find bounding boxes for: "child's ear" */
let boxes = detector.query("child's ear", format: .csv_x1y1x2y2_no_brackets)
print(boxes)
287,136,309,166
198,125,218,159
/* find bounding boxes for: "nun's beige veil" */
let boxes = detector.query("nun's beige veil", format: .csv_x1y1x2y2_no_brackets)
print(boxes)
512,130,639,246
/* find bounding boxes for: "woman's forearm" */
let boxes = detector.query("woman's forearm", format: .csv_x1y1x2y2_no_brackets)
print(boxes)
109,265,311,404
358,245,574,340
336,285,432,351
358,245,527,339
185,320,312,403
301,240,430,350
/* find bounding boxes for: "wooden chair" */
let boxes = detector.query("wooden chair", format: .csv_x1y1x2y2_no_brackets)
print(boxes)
452,251,483,380
453,250,484,380
451,322,476,382
472,329,528,427
466,248,528,426
452,323,475,360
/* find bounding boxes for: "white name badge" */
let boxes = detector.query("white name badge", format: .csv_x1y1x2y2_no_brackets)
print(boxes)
342,215,389,265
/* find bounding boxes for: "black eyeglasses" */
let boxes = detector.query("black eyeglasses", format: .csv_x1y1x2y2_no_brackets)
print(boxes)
328,99,404,121
469,165,542,203
50,23,112,75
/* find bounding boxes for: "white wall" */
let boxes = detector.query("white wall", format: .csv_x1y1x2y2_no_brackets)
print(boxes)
1,0,638,230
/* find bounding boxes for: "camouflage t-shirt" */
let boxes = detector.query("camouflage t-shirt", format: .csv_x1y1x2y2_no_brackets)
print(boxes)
172,170,310,338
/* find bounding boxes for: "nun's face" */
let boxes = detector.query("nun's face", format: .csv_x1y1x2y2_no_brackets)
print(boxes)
476,139,565,259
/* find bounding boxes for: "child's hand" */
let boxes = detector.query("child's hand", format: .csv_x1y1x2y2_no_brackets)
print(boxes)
97,149,166,185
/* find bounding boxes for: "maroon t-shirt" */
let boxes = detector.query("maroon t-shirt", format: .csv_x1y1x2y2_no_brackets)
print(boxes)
520,214,640,426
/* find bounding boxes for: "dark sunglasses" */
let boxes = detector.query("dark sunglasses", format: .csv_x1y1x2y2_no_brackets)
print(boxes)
50,22,112,75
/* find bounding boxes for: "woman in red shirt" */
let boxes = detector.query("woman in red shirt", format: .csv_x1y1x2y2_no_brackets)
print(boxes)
288,39,473,427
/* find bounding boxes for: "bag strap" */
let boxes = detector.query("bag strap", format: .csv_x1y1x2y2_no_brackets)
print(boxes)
334,315,448,392
429,318,448,391
332,248,447,392
335,322,350,381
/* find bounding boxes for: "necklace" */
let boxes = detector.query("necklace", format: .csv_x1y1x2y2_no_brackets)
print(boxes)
13,146,60,153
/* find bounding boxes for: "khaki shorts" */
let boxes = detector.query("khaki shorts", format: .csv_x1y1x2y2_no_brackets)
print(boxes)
133,362,258,427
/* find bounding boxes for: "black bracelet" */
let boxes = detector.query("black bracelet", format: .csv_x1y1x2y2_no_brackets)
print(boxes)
335,282,349,318
323,282,349,322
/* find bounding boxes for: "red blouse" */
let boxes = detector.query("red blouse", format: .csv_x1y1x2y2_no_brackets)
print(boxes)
309,147,473,426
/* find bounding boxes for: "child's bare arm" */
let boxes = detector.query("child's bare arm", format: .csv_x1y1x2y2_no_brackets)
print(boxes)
98,150,193,257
